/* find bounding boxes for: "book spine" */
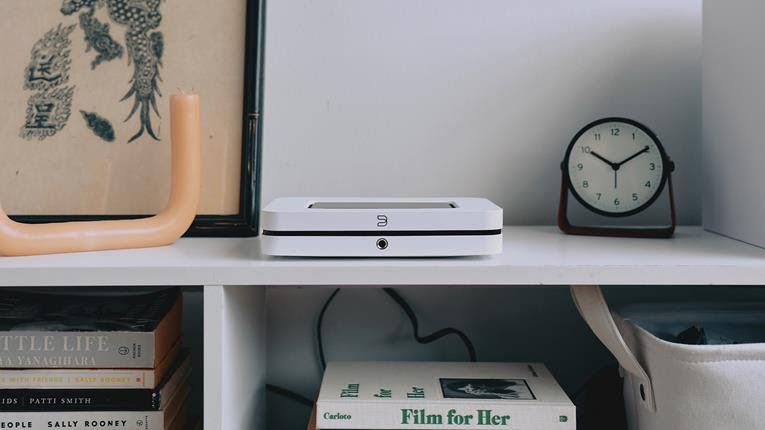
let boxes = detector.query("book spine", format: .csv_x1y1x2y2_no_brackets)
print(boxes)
0,389,156,411
0,369,155,389
316,402,576,430
0,411,164,430
0,331,156,368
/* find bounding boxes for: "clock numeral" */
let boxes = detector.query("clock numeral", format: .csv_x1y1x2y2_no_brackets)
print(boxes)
614,198,620,206
645,181,652,188
632,193,639,201
580,146,591,154
594,133,601,141
611,128,620,136
577,163,583,171
582,180,589,188
649,163,656,171
632,132,636,140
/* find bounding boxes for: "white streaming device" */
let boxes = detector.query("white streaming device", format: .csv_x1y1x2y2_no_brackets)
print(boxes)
261,198,503,257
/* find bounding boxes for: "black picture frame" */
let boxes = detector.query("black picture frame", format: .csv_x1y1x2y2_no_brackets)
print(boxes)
8,0,265,238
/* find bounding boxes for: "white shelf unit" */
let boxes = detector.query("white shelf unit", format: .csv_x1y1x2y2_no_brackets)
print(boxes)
2,226,765,430
1,226,765,287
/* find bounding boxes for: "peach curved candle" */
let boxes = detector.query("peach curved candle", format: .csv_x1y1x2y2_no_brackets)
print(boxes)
0,94,201,256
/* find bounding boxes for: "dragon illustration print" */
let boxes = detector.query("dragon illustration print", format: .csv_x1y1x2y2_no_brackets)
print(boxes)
21,87,76,141
81,110,116,142
61,0,165,143
24,24,76,92
78,8,124,70
20,24,77,141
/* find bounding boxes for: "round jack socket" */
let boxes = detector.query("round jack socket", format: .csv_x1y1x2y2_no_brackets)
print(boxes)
376,238,389,250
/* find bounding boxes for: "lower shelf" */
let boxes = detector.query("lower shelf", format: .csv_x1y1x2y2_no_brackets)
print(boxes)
263,285,765,430
5,283,764,430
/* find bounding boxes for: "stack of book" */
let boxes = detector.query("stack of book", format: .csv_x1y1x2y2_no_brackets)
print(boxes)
312,361,575,430
0,288,189,430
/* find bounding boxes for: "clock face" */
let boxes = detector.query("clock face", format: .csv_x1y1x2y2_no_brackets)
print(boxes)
565,118,667,217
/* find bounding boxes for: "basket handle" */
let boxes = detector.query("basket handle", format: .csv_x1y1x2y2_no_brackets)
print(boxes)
570,285,656,411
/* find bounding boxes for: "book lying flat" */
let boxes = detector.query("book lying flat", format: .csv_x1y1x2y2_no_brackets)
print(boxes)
0,288,182,368
0,338,182,389
0,377,190,430
0,350,190,411
317,362,575,430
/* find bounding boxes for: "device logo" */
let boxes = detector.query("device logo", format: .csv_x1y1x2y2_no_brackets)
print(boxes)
377,215,388,228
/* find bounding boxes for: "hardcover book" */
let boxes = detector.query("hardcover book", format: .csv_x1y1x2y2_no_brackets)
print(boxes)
0,288,181,368
0,377,189,430
0,350,190,411
316,362,575,430
0,339,182,389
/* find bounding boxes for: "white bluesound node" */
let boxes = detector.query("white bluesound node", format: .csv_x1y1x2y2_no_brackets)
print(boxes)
261,198,503,257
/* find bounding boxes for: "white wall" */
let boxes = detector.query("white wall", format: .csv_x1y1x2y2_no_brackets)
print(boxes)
702,1,765,248
262,0,702,224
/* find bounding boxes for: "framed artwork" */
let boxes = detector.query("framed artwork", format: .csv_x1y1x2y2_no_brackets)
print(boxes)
0,0,264,237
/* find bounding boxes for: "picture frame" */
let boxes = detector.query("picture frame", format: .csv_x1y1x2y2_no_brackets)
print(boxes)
0,0,265,237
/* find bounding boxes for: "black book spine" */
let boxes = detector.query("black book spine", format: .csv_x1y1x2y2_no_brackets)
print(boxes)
0,389,158,411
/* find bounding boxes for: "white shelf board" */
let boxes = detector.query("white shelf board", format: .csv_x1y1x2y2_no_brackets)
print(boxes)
0,226,764,286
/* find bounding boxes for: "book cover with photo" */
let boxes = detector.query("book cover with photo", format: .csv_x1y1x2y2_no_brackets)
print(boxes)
316,362,575,430
0,288,181,368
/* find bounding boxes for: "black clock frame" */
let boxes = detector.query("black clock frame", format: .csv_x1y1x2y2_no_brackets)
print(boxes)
558,117,676,238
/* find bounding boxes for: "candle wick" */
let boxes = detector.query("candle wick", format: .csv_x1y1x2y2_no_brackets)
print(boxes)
177,87,186,95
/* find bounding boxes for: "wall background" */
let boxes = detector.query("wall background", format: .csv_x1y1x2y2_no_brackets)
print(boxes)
261,0,701,225
261,1,704,429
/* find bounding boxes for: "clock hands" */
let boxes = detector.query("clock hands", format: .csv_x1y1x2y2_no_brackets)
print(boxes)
589,146,650,190
589,151,620,188
615,146,650,168
590,146,650,171
589,151,618,170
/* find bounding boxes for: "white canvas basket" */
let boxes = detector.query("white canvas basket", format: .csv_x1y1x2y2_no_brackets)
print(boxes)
571,286,765,430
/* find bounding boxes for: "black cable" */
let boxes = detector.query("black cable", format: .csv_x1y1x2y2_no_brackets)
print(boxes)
268,289,340,411
266,384,314,408
283,287,479,415
382,288,477,362
317,288,341,371
316,287,478,373
266,290,341,412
